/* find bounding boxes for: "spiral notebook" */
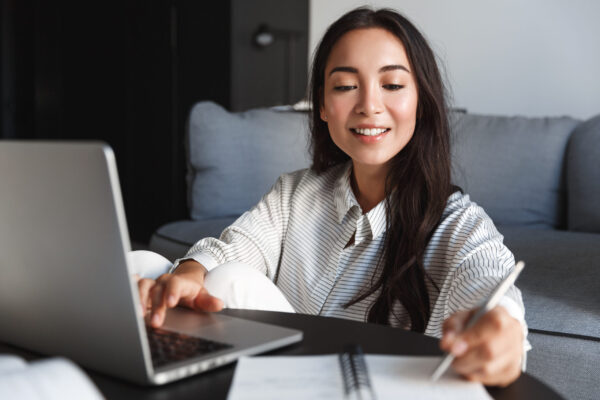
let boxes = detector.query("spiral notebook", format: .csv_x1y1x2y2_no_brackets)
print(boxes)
227,346,493,400
338,345,375,399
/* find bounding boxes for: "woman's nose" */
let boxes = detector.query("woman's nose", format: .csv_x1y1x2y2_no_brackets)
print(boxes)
354,86,384,116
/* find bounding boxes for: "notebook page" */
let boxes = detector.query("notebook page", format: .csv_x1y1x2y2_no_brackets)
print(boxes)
227,354,492,400
367,354,492,400
228,355,344,400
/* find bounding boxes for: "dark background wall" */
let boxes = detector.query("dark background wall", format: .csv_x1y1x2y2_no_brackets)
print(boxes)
1,0,308,242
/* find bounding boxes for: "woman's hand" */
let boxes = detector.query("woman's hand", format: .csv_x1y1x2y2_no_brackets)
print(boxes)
440,306,523,387
136,260,224,328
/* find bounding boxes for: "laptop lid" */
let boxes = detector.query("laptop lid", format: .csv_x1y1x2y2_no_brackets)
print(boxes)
0,141,153,383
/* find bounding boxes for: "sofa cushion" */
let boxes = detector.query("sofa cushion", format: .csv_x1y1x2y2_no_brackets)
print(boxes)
526,332,599,400
499,226,600,339
450,113,580,228
566,113,600,233
187,102,311,220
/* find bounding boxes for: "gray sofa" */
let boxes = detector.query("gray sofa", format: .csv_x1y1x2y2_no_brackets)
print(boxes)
150,101,600,400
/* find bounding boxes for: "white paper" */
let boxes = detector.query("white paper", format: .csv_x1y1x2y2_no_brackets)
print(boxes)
227,354,492,400
228,355,345,400
0,355,104,400
367,355,492,400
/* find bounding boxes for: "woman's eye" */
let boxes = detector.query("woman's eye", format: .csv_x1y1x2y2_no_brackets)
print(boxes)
383,84,404,90
333,85,357,91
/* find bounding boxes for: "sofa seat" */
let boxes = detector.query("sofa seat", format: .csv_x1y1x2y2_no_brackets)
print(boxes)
499,226,600,400
499,226,599,338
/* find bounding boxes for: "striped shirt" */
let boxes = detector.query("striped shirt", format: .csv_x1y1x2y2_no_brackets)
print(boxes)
180,162,530,345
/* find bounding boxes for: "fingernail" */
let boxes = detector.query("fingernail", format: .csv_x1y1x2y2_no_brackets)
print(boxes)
168,295,176,307
445,331,456,345
152,314,160,326
451,340,468,356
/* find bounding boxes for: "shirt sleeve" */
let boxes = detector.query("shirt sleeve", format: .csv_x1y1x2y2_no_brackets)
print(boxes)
170,174,293,280
434,199,532,369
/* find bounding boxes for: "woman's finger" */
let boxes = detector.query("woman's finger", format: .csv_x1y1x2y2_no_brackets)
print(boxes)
149,283,167,327
443,310,473,334
451,307,508,355
452,338,510,376
163,275,201,308
137,278,156,316
440,310,473,350
193,287,224,312
463,355,521,387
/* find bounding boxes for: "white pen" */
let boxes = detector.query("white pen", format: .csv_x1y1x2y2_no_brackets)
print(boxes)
430,261,526,382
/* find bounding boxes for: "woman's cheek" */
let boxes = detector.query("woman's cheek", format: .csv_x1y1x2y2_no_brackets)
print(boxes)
388,94,418,119
328,95,354,116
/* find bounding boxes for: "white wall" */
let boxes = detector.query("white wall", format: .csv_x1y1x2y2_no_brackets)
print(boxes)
309,0,600,119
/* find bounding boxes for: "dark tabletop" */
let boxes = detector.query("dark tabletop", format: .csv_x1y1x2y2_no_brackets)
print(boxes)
1,309,563,400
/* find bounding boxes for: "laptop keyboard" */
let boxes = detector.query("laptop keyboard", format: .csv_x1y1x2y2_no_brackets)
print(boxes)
146,327,234,368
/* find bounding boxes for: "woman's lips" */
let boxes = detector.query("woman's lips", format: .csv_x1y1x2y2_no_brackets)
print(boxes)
351,127,390,136
350,127,391,143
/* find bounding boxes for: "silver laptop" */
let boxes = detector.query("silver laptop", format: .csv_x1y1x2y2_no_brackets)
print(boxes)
0,141,302,385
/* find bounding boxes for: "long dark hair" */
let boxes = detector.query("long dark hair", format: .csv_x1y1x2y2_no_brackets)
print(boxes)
309,7,453,332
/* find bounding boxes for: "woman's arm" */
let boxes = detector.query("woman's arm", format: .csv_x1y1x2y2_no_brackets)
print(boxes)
432,195,530,386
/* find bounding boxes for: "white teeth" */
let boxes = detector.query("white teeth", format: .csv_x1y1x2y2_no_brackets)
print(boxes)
353,128,388,136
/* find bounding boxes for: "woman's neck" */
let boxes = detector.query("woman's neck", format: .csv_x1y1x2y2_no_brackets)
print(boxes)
350,162,388,214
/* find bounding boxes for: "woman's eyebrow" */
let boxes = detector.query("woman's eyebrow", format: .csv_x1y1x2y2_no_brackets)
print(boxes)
329,66,358,76
329,64,410,76
379,64,410,73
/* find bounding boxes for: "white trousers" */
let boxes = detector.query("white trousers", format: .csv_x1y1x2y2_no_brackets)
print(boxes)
128,250,295,313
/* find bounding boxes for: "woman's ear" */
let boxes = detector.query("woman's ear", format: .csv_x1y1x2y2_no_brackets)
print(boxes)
319,87,327,122
320,108,328,122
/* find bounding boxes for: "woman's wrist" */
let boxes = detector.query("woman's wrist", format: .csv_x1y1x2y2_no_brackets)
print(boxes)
173,259,208,283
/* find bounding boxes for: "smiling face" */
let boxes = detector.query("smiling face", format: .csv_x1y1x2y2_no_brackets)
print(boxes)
320,28,419,174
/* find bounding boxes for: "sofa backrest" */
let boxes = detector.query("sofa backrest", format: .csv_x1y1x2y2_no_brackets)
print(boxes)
187,101,598,231
450,112,580,228
187,102,311,220
566,114,600,233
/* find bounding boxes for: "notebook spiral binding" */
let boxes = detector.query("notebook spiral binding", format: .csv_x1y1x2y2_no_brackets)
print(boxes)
338,345,376,400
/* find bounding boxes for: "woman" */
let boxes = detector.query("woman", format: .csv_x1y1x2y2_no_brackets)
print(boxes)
138,7,529,386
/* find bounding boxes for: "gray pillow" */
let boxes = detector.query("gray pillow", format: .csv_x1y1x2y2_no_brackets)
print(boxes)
450,112,580,228
187,101,312,220
567,113,600,232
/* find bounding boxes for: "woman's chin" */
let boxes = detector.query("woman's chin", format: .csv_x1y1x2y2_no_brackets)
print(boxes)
350,157,395,171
